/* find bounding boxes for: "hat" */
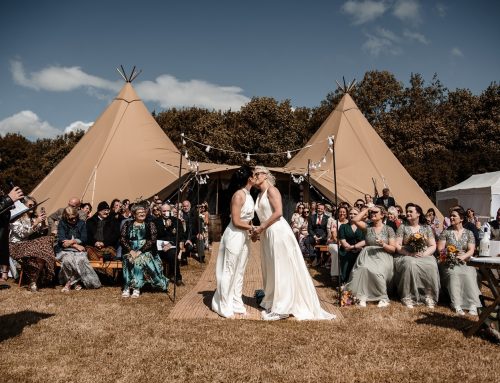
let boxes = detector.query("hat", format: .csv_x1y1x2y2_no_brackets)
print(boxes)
97,201,110,212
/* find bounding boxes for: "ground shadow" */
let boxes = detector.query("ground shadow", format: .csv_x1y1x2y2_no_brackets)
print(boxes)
199,290,260,311
414,311,475,334
0,310,55,343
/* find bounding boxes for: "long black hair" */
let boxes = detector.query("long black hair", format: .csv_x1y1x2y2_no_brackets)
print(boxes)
220,165,253,230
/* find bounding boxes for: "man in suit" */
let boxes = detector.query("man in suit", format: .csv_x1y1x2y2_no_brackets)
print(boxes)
181,200,205,264
375,188,396,209
85,201,120,261
306,203,329,265
155,203,185,285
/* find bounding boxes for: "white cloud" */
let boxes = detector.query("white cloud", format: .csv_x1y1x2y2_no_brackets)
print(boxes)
0,110,62,139
135,75,250,111
403,29,429,44
451,47,464,57
64,121,93,134
435,3,447,17
362,27,402,56
341,0,387,24
10,60,121,92
393,0,421,23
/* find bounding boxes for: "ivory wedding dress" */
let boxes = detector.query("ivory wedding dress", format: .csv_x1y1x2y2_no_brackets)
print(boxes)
255,188,335,320
212,188,254,318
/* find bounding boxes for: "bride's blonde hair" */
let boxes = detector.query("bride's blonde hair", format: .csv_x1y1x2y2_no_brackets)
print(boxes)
254,165,276,186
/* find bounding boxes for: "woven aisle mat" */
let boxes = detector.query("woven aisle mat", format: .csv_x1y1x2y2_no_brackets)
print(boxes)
168,241,343,321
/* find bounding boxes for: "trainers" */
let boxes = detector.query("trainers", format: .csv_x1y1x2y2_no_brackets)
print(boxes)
262,312,289,321
29,282,38,292
454,306,465,316
74,284,82,291
424,296,435,309
468,307,478,316
358,299,367,307
402,297,414,309
121,289,130,298
377,299,390,308
131,289,140,298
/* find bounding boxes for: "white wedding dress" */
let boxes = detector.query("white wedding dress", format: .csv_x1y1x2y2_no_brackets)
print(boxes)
255,188,335,320
212,188,254,318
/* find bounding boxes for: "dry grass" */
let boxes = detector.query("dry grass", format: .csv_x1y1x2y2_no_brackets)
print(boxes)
0,249,499,383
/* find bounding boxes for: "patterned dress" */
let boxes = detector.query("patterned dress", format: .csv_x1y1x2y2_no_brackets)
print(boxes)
346,225,395,301
121,220,168,292
394,224,440,303
438,229,481,309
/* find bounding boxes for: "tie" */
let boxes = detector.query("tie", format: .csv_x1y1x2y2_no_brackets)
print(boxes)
317,215,321,225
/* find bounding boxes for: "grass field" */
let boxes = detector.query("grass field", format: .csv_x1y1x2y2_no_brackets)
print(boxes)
0,249,499,383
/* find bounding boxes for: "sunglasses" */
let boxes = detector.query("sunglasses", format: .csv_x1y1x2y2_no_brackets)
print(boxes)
303,210,310,213
368,210,381,215
355,204,364,207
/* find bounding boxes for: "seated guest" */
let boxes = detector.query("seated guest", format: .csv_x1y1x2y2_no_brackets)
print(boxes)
121,199,132,220
86,201,120,261
337,206,349,226
290,203,305,241
199,202,210,248
155,203,185,286
338,207,365,283
110,199,123,223
181,200,205,264
364,194,375,208
395,203,439,308
9,196,55,292
426,208,442,238
387,206,402,230
354,199,365,210
48,197,87,235
306,202,329,265
150,204,162,220
120,203,168,298
297,207,310,256
375,188,396,209
80,203,92,221
466,208,480,228
488,208,500,240
56,207,101,292
437,206,481,316
328,217,340,285
346,206,396,307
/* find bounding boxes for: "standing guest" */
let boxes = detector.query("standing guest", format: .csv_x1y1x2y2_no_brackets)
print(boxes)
347,206,396,307
9,196,55,291
120,203,168,298
466,208,480,229
85,201,120,261
80,203,93,220
338,207,365,283
489,208,500,240
364,194,375,208
375,188,396,209
199,202,210,248
47,197,87,235
437,206,481,316
0,184,24,281
56,207,101,292
306,203,329,265
155,203,185,286
395,203,439,308
290,203,305,241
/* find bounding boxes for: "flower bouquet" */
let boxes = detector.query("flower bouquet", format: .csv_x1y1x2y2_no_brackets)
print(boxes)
438,245,465,269
340,286,359,307
406,232,427,253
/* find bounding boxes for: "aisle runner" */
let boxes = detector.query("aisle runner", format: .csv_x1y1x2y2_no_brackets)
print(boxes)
168,241,342,320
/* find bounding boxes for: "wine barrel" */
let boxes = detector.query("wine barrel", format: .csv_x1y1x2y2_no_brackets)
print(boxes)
208,214,222,242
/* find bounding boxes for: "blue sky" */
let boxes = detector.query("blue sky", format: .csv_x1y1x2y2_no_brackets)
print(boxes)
0,0,498,140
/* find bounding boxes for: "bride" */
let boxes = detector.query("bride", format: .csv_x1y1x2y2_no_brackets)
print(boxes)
211,166,255,318
252,166,335,321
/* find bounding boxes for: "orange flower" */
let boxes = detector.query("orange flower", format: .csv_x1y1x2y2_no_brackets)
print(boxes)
447,245,458,253
413,233,423,240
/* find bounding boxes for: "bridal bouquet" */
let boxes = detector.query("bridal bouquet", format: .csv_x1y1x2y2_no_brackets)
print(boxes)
406,233,427,253
340,287,359,307
438,245,465,269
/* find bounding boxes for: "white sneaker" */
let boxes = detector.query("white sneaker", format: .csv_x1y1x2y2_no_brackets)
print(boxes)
29,282,38,292
402,297,414,309
377,299,390,308
121,289,130,298
424,296,435,309
358,299,367,308
468,307,478,316
131,289,140,298
262,312,289,321
454,306,465,316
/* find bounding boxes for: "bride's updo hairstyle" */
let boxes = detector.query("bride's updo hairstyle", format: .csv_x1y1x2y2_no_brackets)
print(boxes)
254,165,276,186
231,165,253,189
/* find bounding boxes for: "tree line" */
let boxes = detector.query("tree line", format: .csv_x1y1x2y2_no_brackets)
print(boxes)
1,71,498,202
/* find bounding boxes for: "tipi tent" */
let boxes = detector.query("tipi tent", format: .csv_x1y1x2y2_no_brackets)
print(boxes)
282,93,441,217
31,80,233,214
436,171,500,220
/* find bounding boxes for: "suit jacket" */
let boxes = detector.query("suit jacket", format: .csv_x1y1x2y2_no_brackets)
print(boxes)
154,216,185,245
86,215,120,248
308,213,329,241
375,196,396,208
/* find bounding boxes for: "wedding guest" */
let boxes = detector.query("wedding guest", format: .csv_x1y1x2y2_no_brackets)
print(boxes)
306,202,329,265
48,197,87,235
354,199,365,210
347,206,396,307
290,203,305,241
466,208,480,228
328,217,340,285
120,203,168,298
395,203,439,308
337,206,349,226
181,200,205,264
80,203,92,220
110,199,123,222
310,201,317,216
121,199,132,220
85,201,120,261
489,208,500,240
437,206,481,316
338,207,365,283
297,207,310,256
364,194,375,208
9,196,55,291
387,206,402,229
199,202,210,248
375,188,396,209
425,208,441,239
56,207,101,292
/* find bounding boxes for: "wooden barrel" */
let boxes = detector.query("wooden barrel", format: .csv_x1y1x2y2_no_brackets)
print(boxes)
208,214,222,242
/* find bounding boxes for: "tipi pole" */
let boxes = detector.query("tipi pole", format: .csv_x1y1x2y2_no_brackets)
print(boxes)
331,138,342,305
173,140,184,302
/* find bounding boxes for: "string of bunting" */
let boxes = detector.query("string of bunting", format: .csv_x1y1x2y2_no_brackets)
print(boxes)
289,174,334,205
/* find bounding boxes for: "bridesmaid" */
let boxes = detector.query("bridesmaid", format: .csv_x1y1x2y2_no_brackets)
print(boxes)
338,207,365,283
346,206,396,307
437,206,481,316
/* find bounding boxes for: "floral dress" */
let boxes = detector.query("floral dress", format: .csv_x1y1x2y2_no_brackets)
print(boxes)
346,225,395,301
394,224,440,303
438,229,481,309
121,220,168,291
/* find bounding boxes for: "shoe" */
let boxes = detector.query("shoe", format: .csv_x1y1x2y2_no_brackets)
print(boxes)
468,307,478,316
424,296,435,309
74,284,82,291
377,299,390,308
262,312,289,321
61,285,70,293
260,308,271,319
402,297,414,309
121,289,130,298
29,282,38,292
131,289,140,298
0,271,8,281
175,280,184,287
454,306,465,316
331,276,339,287
358,299,367,307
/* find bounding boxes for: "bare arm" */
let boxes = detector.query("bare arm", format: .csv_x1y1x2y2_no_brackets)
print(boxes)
231,190,253,231
352,208,369,230
254,186,282,234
